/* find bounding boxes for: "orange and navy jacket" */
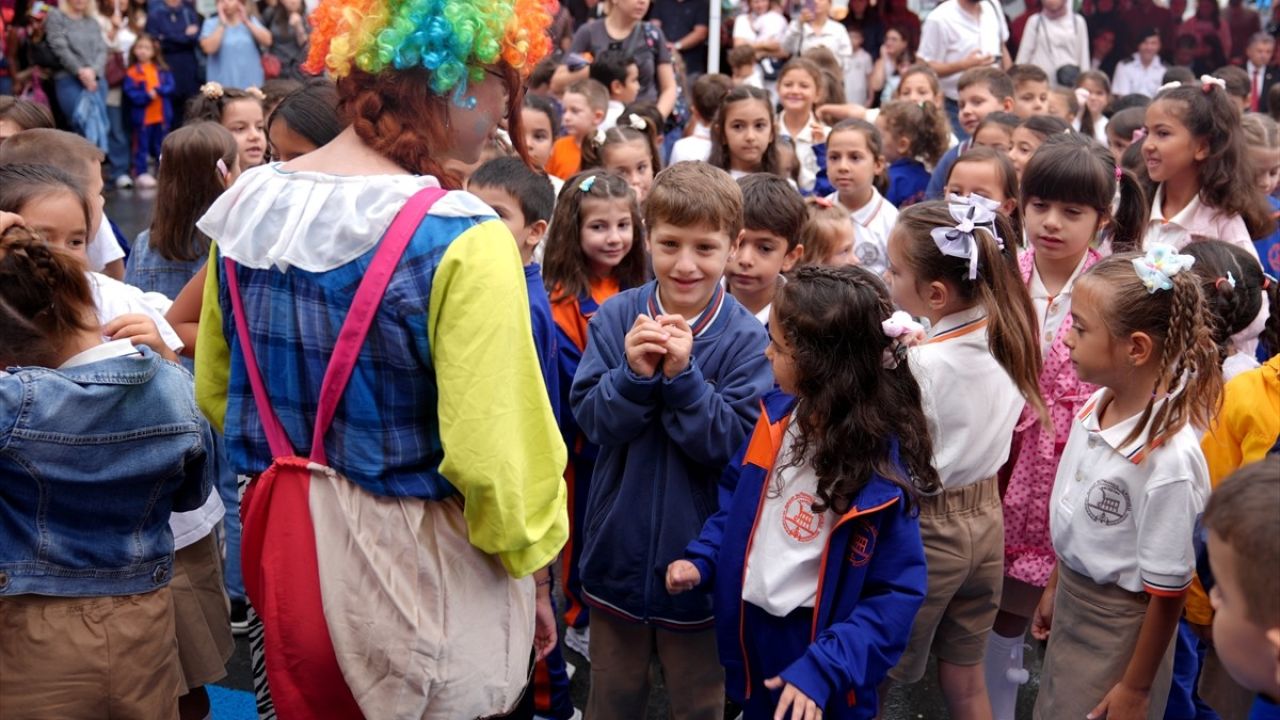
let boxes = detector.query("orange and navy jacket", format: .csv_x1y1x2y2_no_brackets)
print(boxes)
683,390,927,718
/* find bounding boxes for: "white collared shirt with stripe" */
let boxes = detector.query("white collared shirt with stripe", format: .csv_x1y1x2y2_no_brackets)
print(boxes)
1050,388,1209,596
909,305,1025,490
826,186,898,277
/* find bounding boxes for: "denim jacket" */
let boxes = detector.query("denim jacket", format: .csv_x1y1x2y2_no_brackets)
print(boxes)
0,344,213,597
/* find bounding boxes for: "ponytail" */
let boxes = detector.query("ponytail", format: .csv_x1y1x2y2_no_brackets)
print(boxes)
880,99,950,167
1110,167,1148,253
0,225,95,367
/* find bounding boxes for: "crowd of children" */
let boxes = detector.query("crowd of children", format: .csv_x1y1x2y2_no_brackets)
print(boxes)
2,0,1280,719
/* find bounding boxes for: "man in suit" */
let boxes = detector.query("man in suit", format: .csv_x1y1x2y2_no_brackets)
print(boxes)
1244,31,1278,113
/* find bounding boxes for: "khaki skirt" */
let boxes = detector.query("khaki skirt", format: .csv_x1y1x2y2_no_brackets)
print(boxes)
171,531,235,689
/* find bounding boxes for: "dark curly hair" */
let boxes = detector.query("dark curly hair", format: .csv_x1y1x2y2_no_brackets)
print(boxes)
771,265,940,514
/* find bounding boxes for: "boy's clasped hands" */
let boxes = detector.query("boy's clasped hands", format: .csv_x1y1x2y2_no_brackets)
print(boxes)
624,313,693,378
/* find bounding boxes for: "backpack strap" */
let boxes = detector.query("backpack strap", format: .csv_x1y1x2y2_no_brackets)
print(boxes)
224,185,448,463
309,186,447,465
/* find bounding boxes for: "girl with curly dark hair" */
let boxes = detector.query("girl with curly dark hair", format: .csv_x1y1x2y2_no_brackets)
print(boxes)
667,265,939,720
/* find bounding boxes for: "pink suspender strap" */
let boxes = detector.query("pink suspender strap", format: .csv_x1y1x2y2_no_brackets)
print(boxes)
225,185,448,464
308,186,446,464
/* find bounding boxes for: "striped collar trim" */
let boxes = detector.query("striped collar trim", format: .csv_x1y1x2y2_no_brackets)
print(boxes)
648,283,727,338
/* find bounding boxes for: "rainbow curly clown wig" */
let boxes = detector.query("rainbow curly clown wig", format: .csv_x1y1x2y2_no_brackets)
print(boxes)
305,0,558,104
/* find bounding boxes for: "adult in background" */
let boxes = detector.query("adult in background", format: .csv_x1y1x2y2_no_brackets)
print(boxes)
192,0,569,714
1015,0,1089,87
261,0,310,81
553,0,678,119
199,0,271,90
648,0,708,79
44,0,109,151
147,0,203,122
782,0,852,72
916,0,1010,139
841,0,885,61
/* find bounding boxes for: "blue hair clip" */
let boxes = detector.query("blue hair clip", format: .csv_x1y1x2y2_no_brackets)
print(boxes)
578,175,597,193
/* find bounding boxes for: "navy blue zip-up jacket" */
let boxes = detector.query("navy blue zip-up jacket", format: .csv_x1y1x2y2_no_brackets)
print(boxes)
685,391,927,717
570,281,772,628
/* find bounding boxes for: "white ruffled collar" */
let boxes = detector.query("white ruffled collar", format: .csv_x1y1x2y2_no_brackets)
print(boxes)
197,163,492,272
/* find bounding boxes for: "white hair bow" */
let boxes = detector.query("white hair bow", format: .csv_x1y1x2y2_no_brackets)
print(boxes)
1131,243,1196,293
593,128,608,145
931,194,1004,280
1199,74,1227,93
1158,80,1184,93
627,114,647,131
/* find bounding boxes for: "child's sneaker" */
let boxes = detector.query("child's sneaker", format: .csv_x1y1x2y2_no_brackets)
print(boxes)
135,173,157,189
115,175,134,190
230,599,250,636
563,625,590,663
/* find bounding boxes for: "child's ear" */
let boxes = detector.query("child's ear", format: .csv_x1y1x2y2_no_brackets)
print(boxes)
926,280,950,311
1001,96,1014,112
874,155,887,176
896,135,911,157
782,243,804,272
610,80,624,98
999,197,1017,217
1193,136,1210,163
1126,330,1156,367
592,108,606,125
526,219,549,249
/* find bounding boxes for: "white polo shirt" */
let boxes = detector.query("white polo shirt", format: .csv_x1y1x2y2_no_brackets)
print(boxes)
1145,184,1258,260
917,0,1008,100
742,416,836,616
1050,389,1209,595
825,186,897,276
909,305,1024,489
1028,251,1088,353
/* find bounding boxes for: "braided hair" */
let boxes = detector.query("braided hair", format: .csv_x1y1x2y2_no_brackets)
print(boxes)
0,224,95,368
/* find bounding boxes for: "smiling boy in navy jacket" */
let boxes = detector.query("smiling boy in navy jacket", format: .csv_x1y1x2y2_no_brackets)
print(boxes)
570,162,773,720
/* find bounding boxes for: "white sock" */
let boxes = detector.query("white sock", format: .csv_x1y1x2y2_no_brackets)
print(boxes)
984,630,1024,720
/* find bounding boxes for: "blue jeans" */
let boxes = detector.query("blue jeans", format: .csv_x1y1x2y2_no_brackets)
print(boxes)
106,102,131,181
210,431,245,602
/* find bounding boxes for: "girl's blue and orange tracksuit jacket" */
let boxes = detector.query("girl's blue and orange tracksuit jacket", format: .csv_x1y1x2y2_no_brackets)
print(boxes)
684,391,928,719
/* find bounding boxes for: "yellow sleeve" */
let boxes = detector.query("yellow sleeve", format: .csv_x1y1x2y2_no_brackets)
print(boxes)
428,223,569,578
194,242,231,434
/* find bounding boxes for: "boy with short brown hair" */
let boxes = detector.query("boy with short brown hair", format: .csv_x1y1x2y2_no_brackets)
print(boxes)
546,79,608,179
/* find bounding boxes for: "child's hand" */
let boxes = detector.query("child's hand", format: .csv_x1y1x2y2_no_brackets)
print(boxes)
657,314,693,379
0,212,26,235
1088,681,1150,720
624,314,668,378
809,121,827,145
665,560,701,595
764,676,821,720
103,314,172,359
1031,586,1055,641
533,586,557,662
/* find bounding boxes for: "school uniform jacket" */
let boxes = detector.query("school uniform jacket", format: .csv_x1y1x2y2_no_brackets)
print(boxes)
570,281,773,628
684,391,927,718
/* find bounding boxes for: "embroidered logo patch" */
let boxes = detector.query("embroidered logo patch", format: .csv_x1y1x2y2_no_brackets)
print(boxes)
782,492,823,543
847,519,878,567
1084,479,1131,526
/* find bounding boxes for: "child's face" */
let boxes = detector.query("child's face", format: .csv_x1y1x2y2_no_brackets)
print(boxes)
946,160,1008,206
728,228,799,300
269,116,318,162
765,315,800,395
1024,196,1101,266
80,159,105,237
1247,38,1276,68
223,99,266,169
133,38,155,63
1208,530,1280,699
1009,126,1044,180
778,70,819,116
1142,99,1207,184
874,116,903,162
579,196,635,278
1013,80,1050,119
560,92,598,139
821,217,857,266
1254,145,1280,194
722,98,774,172
468,183,538,264
1138,35,1161,63
1107,128,1133,163
521,107,554,169
1081,79,1109,116
884,229,931,317
973,124,1013,154
898,73,938,105
882,29,905,59
646,220,734,317
826,128,884,203
19,191,89,260
1062,279,1123,387
617,64,641,104
958,85,1007,136
602,137,654,204
848,29,864,51
1046,91,1074,123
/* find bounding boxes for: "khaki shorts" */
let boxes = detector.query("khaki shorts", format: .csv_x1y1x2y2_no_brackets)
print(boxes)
172,531,234,689
890,475,1004,683
1033,564,1175,720
0,587,183,719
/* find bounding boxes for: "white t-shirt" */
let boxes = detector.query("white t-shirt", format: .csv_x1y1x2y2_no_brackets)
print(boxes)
1029,251,1089,353
1050,389,1208,595
88,218,126,274
783,18,853,69
742,418,836,617
1111,54,1167,98
909,305,1024,489
669,123,713,164
733,9,788,46
917,0,1009,100
827,186,897,276
845,48,873,106
90,272,185,353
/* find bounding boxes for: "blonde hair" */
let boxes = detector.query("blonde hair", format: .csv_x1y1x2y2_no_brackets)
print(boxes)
799,199,854,266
